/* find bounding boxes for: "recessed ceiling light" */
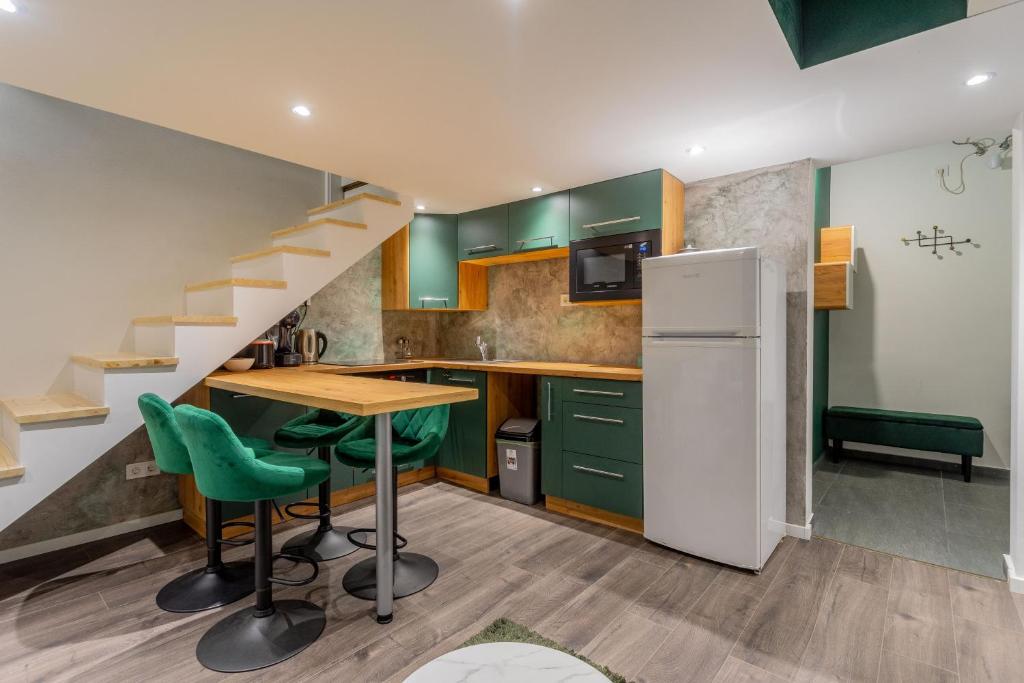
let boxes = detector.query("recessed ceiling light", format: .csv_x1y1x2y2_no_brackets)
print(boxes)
0,1,17,13
965,73,995,87
291,104,312,117
416,204,426,211
687,145,706,156
531,186,543,193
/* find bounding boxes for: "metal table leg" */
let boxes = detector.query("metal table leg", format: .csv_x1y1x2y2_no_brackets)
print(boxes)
374,412,394,623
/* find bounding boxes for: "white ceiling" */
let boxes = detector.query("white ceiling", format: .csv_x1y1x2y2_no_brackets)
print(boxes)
0,0,1022,213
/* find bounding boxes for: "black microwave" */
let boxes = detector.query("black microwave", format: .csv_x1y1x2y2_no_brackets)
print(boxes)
569,229,661,302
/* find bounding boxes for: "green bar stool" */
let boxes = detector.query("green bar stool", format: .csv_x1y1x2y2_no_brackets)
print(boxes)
175,404,331,673
138,393,286,613
274,410,370,561
335,404,449,600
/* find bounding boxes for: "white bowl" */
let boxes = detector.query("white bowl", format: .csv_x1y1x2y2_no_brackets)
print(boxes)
223,358,256,372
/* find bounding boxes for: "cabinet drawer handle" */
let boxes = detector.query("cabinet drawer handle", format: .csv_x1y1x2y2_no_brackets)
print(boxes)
446,377,476,384
465,244,499,254
573,413,624,425
515,235,555,250
231,393,257,399
572,464,624,480
546,381,553,421
581,216,640,230
572,389,625,398
418,296,449,309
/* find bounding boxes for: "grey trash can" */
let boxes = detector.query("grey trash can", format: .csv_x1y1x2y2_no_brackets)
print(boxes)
495,418,541,505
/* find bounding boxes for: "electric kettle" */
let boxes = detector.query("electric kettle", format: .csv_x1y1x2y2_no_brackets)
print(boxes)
296,329,328,365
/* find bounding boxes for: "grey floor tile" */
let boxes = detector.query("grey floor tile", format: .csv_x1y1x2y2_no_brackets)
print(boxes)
941,469,1011,511
945,502,1010,542
817,478,945,526
811,469,839,506
947,531,1008,579
813,504,951,568
837,458,942,496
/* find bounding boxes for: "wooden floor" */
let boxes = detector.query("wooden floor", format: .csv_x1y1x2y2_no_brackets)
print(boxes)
2,480,1023,682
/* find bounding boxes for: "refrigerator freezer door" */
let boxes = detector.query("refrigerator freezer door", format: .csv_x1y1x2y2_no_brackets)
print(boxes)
642,248,759,337
642,337,761,569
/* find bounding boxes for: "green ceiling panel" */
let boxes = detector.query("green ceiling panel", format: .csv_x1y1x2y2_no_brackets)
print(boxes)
770,0,968,69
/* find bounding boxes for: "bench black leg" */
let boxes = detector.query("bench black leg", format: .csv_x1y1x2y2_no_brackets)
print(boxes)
962,455,972,483
831,439,844,462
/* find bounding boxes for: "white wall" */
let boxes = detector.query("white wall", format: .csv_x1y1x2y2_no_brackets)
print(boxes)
0,84,323,397
829,137,1012,468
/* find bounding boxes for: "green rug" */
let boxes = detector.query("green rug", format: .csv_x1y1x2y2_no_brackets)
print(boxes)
460,617,628,683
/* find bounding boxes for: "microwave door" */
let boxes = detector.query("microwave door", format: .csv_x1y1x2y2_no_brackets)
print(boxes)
579,246,628,292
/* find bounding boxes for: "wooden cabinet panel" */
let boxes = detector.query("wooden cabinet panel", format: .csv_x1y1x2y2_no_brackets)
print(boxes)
814,262,853,310
458,204,509,260
409,213,459,310
509,191,569,253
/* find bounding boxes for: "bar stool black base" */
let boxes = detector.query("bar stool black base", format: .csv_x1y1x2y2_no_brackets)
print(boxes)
342,553,439,601
155,561,255,613
195,599,326,673
281,526,365,562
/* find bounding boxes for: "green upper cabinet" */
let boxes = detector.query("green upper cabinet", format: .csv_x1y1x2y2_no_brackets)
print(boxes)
458,204,509,261
509,191,570,253
569,169,664,241
409,213,458,310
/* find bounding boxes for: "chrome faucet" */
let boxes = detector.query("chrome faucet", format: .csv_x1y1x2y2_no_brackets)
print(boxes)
475,336,489,361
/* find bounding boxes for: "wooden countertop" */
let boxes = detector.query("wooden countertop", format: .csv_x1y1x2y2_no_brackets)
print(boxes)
302,359,643,382
205,367,478,416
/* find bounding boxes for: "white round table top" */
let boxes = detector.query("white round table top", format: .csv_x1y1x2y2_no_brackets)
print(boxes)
404,642,608,683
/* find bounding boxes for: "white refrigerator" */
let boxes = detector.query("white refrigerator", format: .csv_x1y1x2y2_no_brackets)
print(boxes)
641,246,786,571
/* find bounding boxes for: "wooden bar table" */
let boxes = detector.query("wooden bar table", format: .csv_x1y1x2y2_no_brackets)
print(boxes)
205,367,477,623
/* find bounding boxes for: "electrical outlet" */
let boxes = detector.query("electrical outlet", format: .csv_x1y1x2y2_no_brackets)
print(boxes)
126,460,160,480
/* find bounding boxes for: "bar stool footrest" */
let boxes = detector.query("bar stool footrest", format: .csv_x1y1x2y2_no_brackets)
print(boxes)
217,521,256,547
346,527,408,551
268,552,320,587
283,501,329,522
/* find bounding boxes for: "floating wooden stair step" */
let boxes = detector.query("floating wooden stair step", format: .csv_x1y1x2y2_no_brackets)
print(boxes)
71,353,180,369
133,315,238,326
271,217,367,240
229,245,330,264
306,192,402,217
185,278,287,293
1,393,110,425
0,440,24,481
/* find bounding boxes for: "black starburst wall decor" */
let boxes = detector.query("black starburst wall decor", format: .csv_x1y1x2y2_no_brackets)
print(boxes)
900,225,978,260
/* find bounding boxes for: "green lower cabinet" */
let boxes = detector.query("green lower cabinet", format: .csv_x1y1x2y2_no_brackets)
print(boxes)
562,451,643,519
429,369,488,477
569,169,664,241
562,402,642,465
539,376,564,497
410,213,458,310
352,458,431,485
509,191,569,253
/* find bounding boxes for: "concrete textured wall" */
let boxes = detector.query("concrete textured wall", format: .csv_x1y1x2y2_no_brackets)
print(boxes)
683,159,815,525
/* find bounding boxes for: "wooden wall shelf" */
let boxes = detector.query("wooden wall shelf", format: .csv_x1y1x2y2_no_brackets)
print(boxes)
814,262,853,310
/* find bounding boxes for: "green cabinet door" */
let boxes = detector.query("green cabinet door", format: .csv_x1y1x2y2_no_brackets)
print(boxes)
409,213,458,310
539,376,564,497
569,169,664,241
458,204,509,261
429,369,488,477
562,451,643,518
509,191,569,253
209,389,313,520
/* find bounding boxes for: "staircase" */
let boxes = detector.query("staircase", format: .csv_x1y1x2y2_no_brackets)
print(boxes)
0,191,412,536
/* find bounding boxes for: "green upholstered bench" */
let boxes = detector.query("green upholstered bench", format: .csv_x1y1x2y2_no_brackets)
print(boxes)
824,406,984,482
